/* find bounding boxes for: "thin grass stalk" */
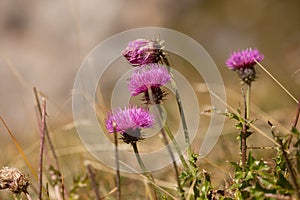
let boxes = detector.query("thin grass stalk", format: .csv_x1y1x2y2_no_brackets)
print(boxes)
34,87,60,169
147,87,185,199
131,142,158,200
25,192,33,200
209,90,279,145
255,60,298,103
87,160,178,199
161,55,191,153
38,98,47,200
85,162,101,200
113,122,121,200
0,117,37,180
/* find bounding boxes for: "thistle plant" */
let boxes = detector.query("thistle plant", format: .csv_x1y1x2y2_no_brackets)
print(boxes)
124,38,190,169
123,38,192,155
220,48,300,199
3,36,300,200
226,48,264,166
128,63,185,198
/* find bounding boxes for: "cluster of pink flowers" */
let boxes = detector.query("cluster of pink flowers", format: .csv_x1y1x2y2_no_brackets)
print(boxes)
106,38,265,143
105,39,170,143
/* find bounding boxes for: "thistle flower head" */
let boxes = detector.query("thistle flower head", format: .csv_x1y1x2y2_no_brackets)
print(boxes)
128,64,171,104
105,106,154,143
128,63,171,94
225,48,264,70
122,39,163,66
0,167,30,194
226,48,264,84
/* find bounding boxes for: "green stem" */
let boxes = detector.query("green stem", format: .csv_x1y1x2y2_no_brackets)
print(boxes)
246,83,251,120
161,55,191,154
163,124,189,170
161,130,185,199
147,87,185,198
132,142,158,200
147,87,188,169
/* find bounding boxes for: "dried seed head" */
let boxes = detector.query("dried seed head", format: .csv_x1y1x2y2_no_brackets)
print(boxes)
0,166,30,194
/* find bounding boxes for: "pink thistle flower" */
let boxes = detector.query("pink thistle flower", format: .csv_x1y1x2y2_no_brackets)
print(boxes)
225,48,264,84
122,39,163,66
225,48,264,70
105,106,154,143
128,64,171,104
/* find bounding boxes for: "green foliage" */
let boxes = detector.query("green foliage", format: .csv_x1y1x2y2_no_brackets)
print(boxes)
224,110,253,138
227,152,294,199
180,152,214,199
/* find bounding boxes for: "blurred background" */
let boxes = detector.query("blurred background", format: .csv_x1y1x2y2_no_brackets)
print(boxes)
0,0,300,198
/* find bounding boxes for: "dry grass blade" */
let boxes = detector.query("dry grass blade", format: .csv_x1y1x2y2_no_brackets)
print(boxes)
38,98,47,200
0,117,37,180
34,87,60,169
209,90,279,146
85,161,102,200
186,178,196,200
87,160,178,200
255,60,298,104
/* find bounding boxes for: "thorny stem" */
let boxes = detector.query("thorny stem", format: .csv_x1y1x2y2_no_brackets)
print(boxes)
113,122,121,200
38,98,47,200
147,87,185,199
131,142,158,200
34,87,60,170
268,121,300,199
241,84,251,166
161,55,191,154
